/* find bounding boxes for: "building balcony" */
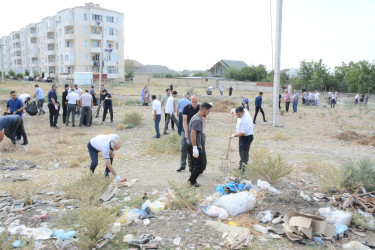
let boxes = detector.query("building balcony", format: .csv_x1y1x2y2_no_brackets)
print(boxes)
64,20,74,26
30,63,38,67
90,47,101,53
105,61,118,66
65,34,74,40
104,35,116,41
13,38,21,43
46,38,55,44
14,55,22,60
90,33,102,40
46,27,55,33
64,60,75,66
46,61,56,67
64,47,74,53
29,33,37,38
46,50,56,56
13,47,21,52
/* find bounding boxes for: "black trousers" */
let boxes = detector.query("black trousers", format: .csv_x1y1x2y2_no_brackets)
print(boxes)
103,103,113,122
239,134,253,171
88,142,112,176
187,145,207,184
285,101,290,112
62,103,67,123
48,103,59,127
253,106,266,122
4,116,28,145
164,111,174,129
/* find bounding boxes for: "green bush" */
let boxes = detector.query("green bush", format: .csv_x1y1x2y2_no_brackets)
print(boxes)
125,123,135,129
167,180,202,211
123,99,141,106
147,133,180,155
16,73,23,78
123,111,143,126
0,230,34,250
62,172,112,205
24,70,30,76
341,159,375,192
55,206,116,249
313,164,348,191
237,153,293,184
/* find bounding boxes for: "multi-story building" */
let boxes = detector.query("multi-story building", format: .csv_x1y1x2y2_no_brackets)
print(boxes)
0,3,124,81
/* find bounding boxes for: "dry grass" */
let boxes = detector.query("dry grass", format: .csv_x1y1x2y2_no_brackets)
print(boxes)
271,132,289,140
57,136,70,144
68,160,81,168
1,182,38,200
249,147,269,163
116,123,126,130
303,160,322,173
167,180,202,211
312,164,348,191
147,133,180,156
0,142,16,152
27,145,44,154
71,130,87,136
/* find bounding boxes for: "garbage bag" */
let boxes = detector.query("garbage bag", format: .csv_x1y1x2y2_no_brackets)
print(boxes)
215,191,256,216
318,207,352,227
25,101,38,116
206,89,212,95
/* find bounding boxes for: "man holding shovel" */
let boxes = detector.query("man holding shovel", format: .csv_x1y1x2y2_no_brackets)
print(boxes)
230,107,254,173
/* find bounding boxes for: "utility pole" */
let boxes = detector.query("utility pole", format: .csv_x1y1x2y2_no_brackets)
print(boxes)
272,0,283,127
0,44,4,82
98,21,104,91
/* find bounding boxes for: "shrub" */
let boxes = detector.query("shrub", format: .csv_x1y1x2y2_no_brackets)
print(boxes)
62,172,112,205
68,160,80,168
280,110,285,116
123,99,141,106
125,123,135,129
123,111,143,126
341,159,375,192
24,70,30,76
167,181,202,211
116,123,126,130
147,133,180,155
313,164,348,191
1,182,37,200
16,73,23,78
55,206,116,249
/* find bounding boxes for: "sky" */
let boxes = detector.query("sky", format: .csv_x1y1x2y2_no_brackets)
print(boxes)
1,0,374,72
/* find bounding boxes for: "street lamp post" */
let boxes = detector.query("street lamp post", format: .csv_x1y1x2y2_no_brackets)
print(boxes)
0,44,4,82
97,21,104,91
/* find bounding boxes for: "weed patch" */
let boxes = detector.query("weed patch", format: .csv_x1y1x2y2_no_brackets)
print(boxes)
147,133,180,155
62,172,112,205
123,111,143,127
116,123,126,131
272,132,288,140
313,164,347,191
167,181,202,211
341,159,375,192
123,99,141,106
0,230,35,250
68,160,80,168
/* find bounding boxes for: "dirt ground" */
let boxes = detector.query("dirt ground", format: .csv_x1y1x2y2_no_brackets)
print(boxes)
0,81,374,249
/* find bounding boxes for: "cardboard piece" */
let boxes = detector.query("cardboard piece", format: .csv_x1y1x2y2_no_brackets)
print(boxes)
100,185,119,202
205,220,252,249
282,211,335,241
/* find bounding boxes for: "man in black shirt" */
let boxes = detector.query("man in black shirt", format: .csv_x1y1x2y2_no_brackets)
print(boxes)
47,84,60,128
62,84,69,124
229,86,233,96
101,89,113,123
95,85,105,118
0,115,28,145
177,95,200,172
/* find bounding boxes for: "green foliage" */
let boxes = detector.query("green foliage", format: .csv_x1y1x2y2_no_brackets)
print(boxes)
193,72,208,77
16,73,23,78
165,73,173,78
33,70,40,77
313,164,348,191
123,99,141,106
123,111,143,126
24,70,30,76
8,70,15,76
55,206,117,249
341,159,375,192
352,211,372,230
125,123,135,129
125,71,134,80
167,180,202,210
124,59,134,80
0,230,35,250
62,172,112,205
147,133,180,155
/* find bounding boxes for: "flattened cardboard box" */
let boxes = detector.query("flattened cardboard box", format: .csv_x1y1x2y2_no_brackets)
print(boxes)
282,211,335,241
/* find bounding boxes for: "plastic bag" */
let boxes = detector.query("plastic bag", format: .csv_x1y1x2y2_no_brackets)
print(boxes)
215,191,256,216
318,207,352,227
116,209,139,226
257,180,281,194
25,101,38,116
205,205,229,219
54,229,75,241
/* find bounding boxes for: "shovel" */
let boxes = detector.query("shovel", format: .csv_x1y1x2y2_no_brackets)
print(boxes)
221,114,235,174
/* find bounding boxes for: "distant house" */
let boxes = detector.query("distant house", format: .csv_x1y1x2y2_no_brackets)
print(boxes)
281,68,299,78
208,60,249,77
133,65,176,83
125,59,144,73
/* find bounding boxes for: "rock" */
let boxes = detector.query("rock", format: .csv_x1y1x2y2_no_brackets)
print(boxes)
219,242,225,247
213,245,221,249
342,241,371,250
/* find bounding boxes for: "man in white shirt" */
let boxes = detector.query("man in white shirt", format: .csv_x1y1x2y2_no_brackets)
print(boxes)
151,95,162,138
163,91,179,135
355,93,359,105
74,84,82,116
87,134,123,182
66,88,80,127
328,91,332,105
18,94,31,105
314,91,320,107
79,90,93,127
230,107,254,173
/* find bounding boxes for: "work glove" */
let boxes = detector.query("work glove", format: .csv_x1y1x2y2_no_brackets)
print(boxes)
193,146,199,158
229,134,235,139
54,105,58,110
115,175,122,183
231,108,235,114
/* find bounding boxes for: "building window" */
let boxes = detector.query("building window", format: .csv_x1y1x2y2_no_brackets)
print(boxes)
84,27,88,34
66,41,73,48
92,14,102,21
60,55,63,63
92,54,100,61
106,16,114,23
115,17,119,24
92,41,100,48
115,43,119,49
84,13,87,21
106,28,118,36
65,55,69,61
107,66,118,74
84,54,88,61
84,40,88,48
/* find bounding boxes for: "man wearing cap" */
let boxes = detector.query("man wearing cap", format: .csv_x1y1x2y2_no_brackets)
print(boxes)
87,134,122,182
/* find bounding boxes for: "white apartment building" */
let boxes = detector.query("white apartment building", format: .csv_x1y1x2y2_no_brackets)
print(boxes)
0,3,124,80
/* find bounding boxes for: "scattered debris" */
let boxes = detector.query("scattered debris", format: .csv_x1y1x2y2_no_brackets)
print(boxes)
214,191,256,216
342,241,371,250
319,207,352,227
257,180,281,194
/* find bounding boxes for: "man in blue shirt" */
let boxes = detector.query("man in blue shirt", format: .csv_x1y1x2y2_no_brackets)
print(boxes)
6,91,24,117
47,84,60,128
33,84,45,115
253,92,267,124
0,115,28,145
176,93,191,136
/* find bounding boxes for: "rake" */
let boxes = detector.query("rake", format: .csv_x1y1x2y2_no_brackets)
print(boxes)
221,114,235,175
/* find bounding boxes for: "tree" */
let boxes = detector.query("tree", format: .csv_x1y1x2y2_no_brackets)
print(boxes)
8,70,15,77
297,59,330,91
24,70,30,76
124,59,134,81
223,67,240,80
16,73,23,79
33,70,40,77
165,73,173,78
193,72,208,77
